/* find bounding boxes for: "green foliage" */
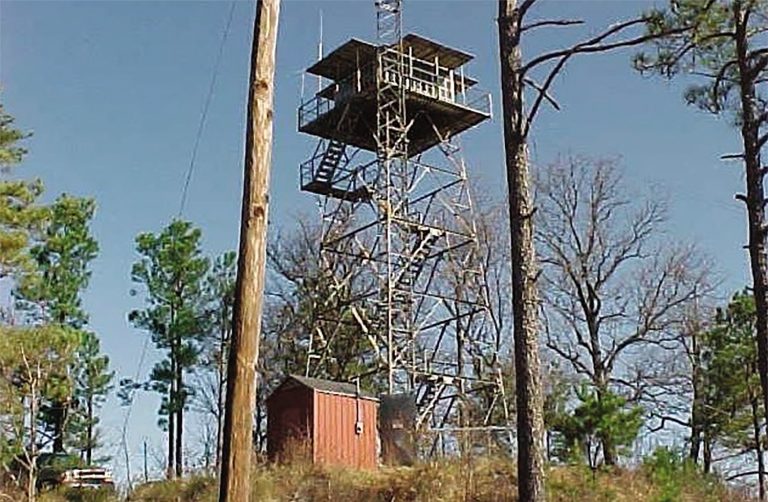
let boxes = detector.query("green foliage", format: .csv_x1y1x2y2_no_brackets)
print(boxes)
13,193,108,458
0,178,48,285
127,218,209,474
0,326,79,466
39,487,116,502
550,385,643,467
68,331,113,462
643,447,690,502
18,195,98,327
0,92,109,489
698,290,764,463
641,447,724,502
635,0,765,120
0,100,49,285
0,101,30,170
37,452,86,471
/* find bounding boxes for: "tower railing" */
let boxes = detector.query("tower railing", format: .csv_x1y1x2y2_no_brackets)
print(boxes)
298,53,492,132
298,95,334,130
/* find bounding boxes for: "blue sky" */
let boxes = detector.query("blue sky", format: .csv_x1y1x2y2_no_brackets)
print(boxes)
0,0,750,481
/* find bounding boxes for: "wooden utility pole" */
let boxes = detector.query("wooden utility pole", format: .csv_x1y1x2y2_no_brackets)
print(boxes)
498,1,546,500
218,0,280,500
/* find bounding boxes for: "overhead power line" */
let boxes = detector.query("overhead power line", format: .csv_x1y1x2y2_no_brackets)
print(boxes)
178,1,238,217
120,4,238,485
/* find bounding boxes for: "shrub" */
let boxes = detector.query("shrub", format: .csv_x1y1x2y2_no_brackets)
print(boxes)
641,447,729,502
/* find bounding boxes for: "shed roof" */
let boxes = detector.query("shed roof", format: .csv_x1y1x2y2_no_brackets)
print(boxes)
268,374,378,401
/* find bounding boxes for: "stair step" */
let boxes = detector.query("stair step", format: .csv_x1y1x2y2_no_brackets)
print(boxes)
311,140,347,187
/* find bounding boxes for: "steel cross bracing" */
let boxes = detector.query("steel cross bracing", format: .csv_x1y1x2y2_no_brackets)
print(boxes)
299,0,510,438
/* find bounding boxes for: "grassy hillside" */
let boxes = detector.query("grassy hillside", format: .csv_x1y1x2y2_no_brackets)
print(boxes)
23,453,753,502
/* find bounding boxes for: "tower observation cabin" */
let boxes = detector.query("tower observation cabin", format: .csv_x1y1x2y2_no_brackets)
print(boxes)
298,34,492,200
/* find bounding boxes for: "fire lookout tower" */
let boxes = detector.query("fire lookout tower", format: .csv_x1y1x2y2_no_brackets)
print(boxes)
297,0,510,439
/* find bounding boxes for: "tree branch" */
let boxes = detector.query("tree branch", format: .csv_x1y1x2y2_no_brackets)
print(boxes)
521,19,584,33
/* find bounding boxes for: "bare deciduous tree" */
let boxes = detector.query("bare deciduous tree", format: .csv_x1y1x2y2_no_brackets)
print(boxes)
536,155,713,465
260,217,377,388
496,1,687,494
442,198,517,450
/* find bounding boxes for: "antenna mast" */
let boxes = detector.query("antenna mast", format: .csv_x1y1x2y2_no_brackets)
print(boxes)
317,9,324,93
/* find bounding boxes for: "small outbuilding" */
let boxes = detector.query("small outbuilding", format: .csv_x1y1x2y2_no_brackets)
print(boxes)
266,374,379,469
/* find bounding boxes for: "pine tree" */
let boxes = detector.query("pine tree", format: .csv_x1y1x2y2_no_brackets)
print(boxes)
128,219,209,478
0,101,48,290
16,194,104,454
550,385,643,469
636,0,768,465
69,331,113,464
700,291,765,494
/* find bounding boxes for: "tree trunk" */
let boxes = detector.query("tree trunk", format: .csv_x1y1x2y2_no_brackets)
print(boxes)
498,1,546,500
592,346,615,466
703,433,712,474
52,312,69,454
167,377,175,479
176,363,184,478
255,395,265,453
28,380,38,502
596,386,616,466
689,404,702,464
216,364,225,471
216,311,227,471
689,326,702,464
219,0,280,500
86,395,94,465
734,0,768,448
52,403,65,453
752,395,765,501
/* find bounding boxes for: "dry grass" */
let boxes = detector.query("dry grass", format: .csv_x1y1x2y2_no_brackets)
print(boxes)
124,456,753,502
0,454,752,502
547,465,749,502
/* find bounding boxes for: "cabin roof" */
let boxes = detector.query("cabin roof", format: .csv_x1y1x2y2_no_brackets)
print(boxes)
402,33,474,69
306,33,475,81
307,39,377,81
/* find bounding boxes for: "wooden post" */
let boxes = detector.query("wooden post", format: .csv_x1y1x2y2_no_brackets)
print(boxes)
218,0,280,500
498,1,546,501
143,440,149,483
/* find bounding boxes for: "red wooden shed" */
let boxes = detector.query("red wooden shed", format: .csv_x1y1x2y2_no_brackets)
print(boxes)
266,374,379,469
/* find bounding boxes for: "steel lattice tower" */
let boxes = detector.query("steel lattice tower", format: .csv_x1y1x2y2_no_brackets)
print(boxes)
297,0,509,437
